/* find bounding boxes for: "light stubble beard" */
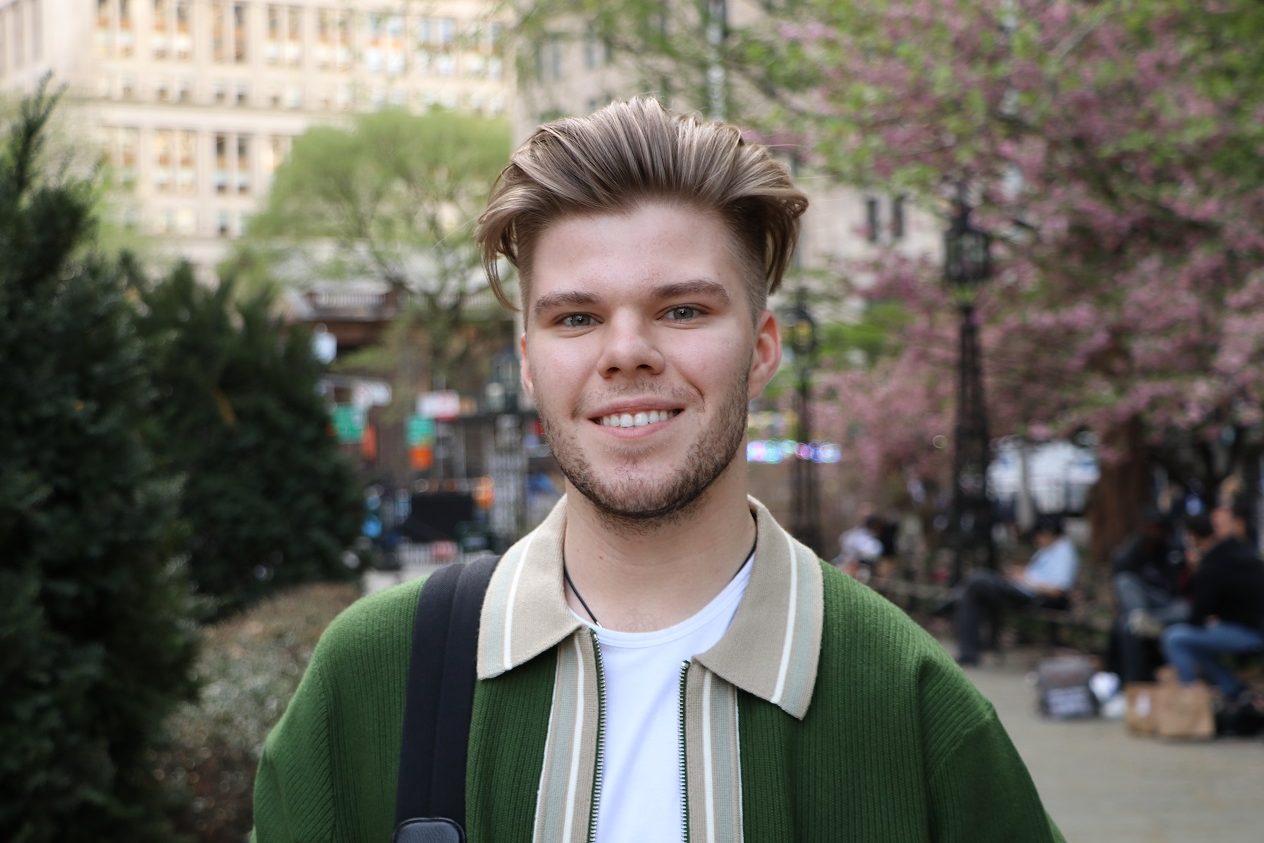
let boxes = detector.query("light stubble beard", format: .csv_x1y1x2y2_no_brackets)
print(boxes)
539,373,750,534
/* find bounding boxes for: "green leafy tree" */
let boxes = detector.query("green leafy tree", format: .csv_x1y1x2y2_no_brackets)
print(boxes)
235,107,512,398
131,263,363,617
0,85,199,842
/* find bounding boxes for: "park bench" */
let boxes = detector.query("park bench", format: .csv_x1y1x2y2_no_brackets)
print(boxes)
874,570,1113,658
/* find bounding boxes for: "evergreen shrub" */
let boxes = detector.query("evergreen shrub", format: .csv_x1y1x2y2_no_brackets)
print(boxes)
132,264,362,617
0,86,199,842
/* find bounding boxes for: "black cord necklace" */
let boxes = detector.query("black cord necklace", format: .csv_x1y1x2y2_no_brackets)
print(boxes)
562,527,758,629
563,564,601,627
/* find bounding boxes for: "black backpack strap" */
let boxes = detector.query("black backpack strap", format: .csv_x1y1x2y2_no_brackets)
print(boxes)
393,554,500,835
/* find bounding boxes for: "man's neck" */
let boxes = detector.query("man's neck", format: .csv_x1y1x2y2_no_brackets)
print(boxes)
560,471,757,633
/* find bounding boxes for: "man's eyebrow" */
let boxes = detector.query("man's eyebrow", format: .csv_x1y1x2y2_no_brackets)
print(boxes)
531,290,600,319
652,279,732,304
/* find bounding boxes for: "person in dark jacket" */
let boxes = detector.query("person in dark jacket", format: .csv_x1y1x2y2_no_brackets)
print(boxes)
1160,497,1264,703
1111,510,1192,682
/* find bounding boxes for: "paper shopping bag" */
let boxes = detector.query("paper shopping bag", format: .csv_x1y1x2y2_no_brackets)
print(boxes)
1154,682,1214,740
1124,682,1159,736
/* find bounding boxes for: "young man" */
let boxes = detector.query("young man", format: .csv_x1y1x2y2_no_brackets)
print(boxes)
252,98,1064,842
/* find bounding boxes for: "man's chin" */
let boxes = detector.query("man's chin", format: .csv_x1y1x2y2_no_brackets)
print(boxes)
571,478,711,526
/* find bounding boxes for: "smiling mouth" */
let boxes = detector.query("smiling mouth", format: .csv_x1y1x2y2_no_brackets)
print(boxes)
596,409,680,429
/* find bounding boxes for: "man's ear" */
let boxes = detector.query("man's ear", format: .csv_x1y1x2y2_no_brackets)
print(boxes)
519,332,535,401
748,310,782,399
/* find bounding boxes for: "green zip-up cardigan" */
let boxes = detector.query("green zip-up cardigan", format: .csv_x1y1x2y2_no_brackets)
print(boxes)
254,501,1063,842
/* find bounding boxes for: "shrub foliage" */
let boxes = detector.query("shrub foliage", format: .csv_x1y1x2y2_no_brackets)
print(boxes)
0,86,199,842
131,264,362,617
154,582,360,842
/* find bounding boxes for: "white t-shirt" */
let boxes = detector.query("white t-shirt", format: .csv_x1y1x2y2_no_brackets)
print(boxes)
573,557,753,843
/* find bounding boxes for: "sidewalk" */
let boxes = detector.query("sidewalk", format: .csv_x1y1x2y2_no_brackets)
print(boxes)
962,653,1264,842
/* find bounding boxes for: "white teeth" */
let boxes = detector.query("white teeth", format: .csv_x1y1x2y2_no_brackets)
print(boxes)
599,410,677,428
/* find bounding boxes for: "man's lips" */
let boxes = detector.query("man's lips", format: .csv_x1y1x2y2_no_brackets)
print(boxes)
592,408,681,429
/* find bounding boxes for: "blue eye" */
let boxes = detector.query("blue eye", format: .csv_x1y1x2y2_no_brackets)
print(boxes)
560,313,594,328
666,306,700,321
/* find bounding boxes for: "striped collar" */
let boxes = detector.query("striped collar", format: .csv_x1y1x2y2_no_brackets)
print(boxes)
477,495,825,719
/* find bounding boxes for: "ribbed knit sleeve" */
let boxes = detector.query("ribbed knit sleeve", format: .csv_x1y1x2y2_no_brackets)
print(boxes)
252,579,425,843
925,709,1065,842
253,659,336,842
738,564,1065,842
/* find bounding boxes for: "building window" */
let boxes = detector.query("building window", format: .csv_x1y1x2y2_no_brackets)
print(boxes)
153,0,168,58
286,4,302,65
265,4,281,63
891,195,906,240
213,133,252,195
236,135,251,194
176,131,195,193
103,125,139,190
233,2,247,62
121,0,135,56
583,28,607,69
153,129,173,192
214,133,229,193
437,17,456,47
174,0,190,59
316,9,349,69
210,0,245,62
536,38,564,82
864,196,880,243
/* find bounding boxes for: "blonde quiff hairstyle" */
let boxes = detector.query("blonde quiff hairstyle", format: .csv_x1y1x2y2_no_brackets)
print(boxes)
476,97,808,315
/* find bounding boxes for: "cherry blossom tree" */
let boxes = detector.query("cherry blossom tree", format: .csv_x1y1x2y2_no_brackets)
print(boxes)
524,0,1264,559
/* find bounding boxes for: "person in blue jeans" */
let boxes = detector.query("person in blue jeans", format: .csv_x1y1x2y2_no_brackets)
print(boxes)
1161,497,1264,706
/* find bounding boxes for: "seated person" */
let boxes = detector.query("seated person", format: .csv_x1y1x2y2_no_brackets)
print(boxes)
1161,497,1264,708
1111,510,1193,683
950,514,1079,666
834,513,885,581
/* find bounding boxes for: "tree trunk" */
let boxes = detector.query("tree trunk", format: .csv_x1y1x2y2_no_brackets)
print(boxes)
1086,417,1149,583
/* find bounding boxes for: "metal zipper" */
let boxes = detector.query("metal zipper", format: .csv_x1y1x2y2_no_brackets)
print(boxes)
587,629,608,843
678,659,692,843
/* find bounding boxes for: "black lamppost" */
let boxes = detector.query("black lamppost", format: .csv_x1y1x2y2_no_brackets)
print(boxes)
787,288,822,554
944,197,996,584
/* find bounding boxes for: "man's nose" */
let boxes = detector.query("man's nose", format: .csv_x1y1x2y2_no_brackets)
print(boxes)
596,314,665,378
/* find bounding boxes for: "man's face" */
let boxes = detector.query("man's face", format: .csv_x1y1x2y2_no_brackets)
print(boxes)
520,200,781,522
1212,504,1243,540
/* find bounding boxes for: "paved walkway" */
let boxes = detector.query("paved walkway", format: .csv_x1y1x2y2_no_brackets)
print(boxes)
962,653,1264,842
